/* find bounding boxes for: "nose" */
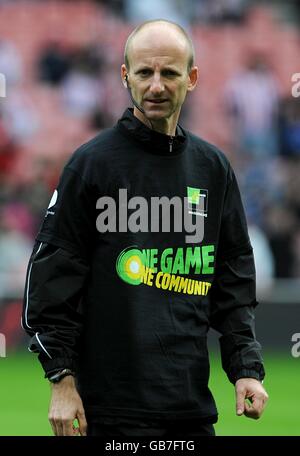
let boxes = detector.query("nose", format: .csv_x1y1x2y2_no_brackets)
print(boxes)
150,73,164,94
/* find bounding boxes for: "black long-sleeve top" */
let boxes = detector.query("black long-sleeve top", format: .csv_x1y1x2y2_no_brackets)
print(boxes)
22,108,265,423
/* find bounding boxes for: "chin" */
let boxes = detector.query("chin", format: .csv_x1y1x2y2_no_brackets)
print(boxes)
145,109,170,121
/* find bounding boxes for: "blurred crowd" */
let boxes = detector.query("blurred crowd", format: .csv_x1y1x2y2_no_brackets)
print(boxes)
0,0,300,328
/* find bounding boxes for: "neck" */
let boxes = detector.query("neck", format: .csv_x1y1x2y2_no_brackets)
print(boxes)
133,107,178,136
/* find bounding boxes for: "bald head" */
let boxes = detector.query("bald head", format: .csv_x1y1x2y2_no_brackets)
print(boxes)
124,20,195,73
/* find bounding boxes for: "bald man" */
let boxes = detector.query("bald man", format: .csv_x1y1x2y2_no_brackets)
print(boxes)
121,20,197,136
22,20,268,437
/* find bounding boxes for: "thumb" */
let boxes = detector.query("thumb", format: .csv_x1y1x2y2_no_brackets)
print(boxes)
235,387,245,416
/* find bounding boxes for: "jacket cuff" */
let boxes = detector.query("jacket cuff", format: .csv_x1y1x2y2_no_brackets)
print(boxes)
228,364,265,384
38,354,78,378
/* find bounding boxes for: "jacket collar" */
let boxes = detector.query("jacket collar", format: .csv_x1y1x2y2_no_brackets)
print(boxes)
116,108,187,156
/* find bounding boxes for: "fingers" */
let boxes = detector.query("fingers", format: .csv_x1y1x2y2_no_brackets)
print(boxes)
235,378,269,420
49,409,61,436
244,397,262,419
49,414,74,436
49,418,57,436
49,415,62,436
49,410,87,436
77,409,88,436
72,421,80,436
244,392,269,419
56,420,64,436
48,378,87,436
63,418,76,436
235,387,246,416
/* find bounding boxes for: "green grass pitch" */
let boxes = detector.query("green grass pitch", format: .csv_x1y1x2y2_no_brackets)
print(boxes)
0,350,299,436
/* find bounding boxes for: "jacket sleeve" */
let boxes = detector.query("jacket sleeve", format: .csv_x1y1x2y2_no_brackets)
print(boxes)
22,242,89,376
209,165,265,384
21,164,96,377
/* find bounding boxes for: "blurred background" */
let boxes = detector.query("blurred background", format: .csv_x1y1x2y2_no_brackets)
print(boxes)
0,0,300,436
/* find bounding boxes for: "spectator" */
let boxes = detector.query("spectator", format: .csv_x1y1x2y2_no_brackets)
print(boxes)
224,54,280,159
37,41,72,86
279,97,300,157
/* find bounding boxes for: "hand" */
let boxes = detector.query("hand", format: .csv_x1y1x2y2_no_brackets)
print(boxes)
235,377,269,420
48,375,87,436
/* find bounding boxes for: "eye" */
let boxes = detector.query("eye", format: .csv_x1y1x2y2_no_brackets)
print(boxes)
138,69,151,77
163,70,178,77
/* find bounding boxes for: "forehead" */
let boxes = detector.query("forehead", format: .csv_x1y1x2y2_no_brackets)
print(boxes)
128,26,189,69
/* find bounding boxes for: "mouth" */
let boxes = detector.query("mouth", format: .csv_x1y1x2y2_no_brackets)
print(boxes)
145,99,168,104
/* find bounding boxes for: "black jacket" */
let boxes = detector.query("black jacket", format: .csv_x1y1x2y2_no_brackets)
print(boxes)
22,108,265,422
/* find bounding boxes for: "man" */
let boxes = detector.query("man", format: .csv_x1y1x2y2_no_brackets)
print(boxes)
22,20,268,437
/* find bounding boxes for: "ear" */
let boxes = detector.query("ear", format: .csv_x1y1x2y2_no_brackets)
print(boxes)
121,64,128,88
187,66,198,92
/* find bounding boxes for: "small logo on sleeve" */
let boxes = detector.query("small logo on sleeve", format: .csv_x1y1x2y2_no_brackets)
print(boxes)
46,189,58,216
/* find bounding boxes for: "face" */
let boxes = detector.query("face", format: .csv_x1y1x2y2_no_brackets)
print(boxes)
121,26,198,133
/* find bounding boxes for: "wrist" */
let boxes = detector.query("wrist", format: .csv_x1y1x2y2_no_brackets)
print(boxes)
51,375,76,390
48,368,75,384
